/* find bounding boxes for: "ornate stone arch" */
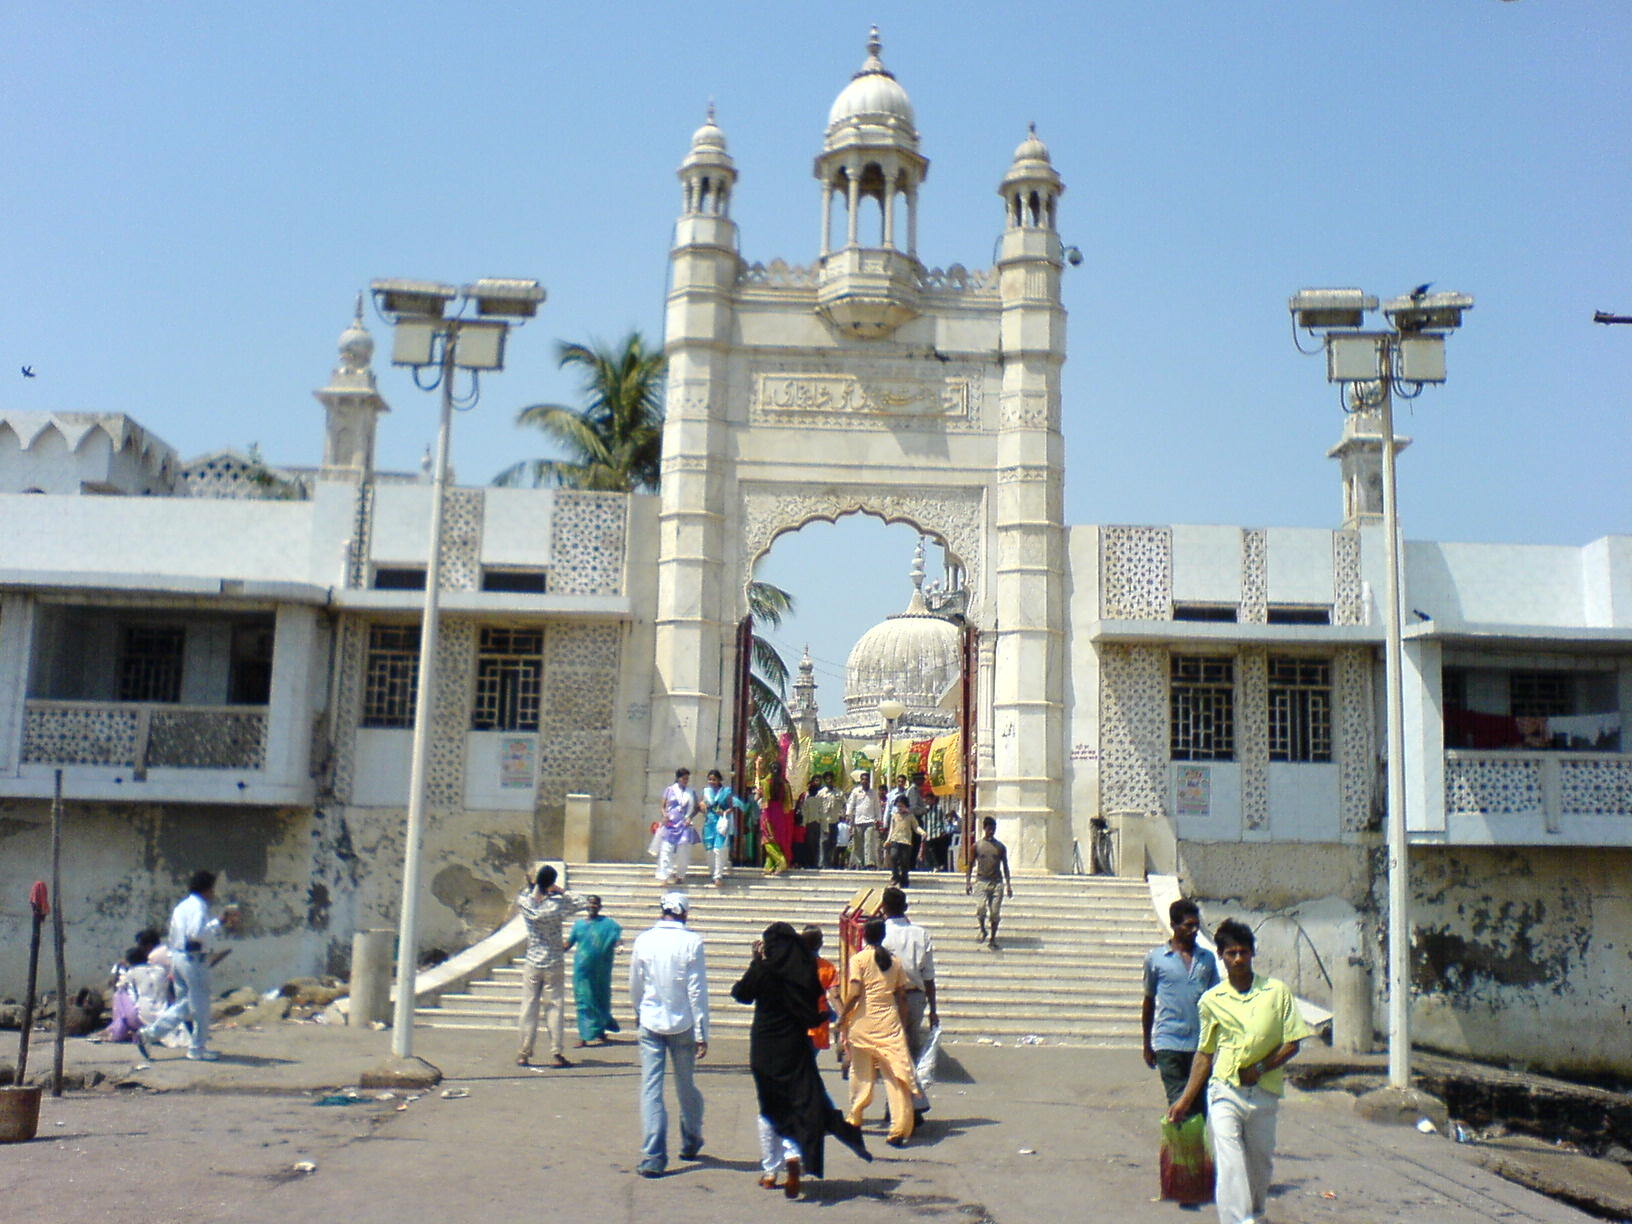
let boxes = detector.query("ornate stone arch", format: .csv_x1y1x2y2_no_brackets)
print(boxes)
737,482,987,621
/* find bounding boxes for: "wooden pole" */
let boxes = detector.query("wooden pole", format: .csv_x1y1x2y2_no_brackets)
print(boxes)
16,903,42,1085
51,769,66,1096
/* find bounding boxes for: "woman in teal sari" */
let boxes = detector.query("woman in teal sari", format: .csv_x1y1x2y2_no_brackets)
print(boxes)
565,896,622,1046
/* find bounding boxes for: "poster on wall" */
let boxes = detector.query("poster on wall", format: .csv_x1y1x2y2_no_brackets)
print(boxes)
499,737,536,789
1175,765,1210,817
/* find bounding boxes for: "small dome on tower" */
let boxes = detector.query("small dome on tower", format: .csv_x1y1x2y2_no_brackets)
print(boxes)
827,26,916,131
691,102,728,152
1012,123,1052,165
325,293,377,392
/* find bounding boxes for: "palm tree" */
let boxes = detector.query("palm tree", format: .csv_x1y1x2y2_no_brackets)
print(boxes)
747,580,795,756
493,332,665,491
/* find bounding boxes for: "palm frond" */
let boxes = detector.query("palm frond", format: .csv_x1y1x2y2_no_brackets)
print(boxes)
752,635,790,695
747,580,795,629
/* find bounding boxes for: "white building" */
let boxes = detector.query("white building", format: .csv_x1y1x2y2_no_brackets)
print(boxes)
0,30,1627,1076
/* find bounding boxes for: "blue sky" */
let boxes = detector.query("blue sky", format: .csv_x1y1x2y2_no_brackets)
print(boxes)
7,3,1628,718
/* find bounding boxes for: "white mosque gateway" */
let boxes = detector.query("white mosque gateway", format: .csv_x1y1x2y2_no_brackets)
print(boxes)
0,30,1628,1076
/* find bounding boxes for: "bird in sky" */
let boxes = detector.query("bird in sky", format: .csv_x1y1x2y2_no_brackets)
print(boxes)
21,365,36,378
1409,283,1433,300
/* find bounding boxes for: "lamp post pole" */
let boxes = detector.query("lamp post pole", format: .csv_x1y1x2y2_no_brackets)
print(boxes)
364,277,543,1083
390,333,457,1060
1375,352,1412,1091
1289,286,1471,1096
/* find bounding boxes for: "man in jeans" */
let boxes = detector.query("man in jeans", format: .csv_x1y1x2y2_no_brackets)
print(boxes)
135,870,239,1062
1141,897,1219,1116
512,864,587,1068
629,891,709,1177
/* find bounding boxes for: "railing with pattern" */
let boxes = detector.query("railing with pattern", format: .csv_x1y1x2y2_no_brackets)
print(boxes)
22,700,268,773
1445,751,1632,823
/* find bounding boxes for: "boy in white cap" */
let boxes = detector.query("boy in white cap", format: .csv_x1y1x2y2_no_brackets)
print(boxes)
628,891,709,1177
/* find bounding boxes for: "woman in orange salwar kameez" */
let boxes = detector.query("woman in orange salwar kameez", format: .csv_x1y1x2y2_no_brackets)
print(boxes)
839,918,920,1146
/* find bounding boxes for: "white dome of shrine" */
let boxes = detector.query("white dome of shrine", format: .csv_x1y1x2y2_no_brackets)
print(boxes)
827,26,916,132
843,540,962,720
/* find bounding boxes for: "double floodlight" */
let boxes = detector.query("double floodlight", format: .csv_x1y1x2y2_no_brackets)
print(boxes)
370,277,546,371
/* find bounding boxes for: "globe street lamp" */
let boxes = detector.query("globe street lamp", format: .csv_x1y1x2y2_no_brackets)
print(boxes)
1289,286,1472,1091
879,687,907,797
370,277,544,1072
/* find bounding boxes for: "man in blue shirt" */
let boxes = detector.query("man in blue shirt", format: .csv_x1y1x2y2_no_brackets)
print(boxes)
1141,898,1219,1118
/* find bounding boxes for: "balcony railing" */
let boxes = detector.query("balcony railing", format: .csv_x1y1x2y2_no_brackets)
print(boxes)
22,700,268,773
1444,751,1632,824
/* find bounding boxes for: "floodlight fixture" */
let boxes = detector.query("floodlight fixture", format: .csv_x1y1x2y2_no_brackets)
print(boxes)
467,278,546,319
1383,290,1473,334
449,320,508,371
1290,288,1377,331
390,318,441,367
1395,335,1447,383
371,278,459,321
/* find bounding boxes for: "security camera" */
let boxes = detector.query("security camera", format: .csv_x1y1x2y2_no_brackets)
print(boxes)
1064,246,1084,267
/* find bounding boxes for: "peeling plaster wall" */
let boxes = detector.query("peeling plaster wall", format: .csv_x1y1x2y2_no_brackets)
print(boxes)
1410,846,1632,1078
1178,840,1632,1078
0,797,540,1001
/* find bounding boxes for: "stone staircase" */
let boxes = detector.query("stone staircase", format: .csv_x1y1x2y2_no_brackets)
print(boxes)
414,864,1162,1045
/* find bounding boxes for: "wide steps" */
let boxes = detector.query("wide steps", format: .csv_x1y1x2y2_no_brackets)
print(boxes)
415,864,1163,1046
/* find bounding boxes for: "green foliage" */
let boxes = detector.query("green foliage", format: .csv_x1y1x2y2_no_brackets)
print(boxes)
493,332,665,492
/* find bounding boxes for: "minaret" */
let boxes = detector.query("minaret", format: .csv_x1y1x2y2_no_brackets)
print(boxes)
790,647,821,740
813,27,929,337
313,295,388,482
650,108,741,789
1328,398,1409,529
993,125,1068,868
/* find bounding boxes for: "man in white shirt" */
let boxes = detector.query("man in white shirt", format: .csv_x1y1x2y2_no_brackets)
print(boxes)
135,870,239,1061
879,885,937,1116
628,891,709,1177
846,771,879,869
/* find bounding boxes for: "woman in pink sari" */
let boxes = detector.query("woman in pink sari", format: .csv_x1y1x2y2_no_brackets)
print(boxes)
762,772,793,875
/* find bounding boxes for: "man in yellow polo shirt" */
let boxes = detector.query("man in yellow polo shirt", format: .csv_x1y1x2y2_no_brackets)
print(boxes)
1167,918,1309,1224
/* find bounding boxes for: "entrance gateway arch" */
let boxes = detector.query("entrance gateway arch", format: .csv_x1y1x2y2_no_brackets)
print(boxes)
646,36,1071,870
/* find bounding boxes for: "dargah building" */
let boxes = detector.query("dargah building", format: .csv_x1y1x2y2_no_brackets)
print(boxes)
1,31,1629,1075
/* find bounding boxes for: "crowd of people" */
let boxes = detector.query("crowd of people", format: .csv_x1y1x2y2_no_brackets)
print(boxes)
627,882,938,1190
105,814,1298,1220
651,765,968,889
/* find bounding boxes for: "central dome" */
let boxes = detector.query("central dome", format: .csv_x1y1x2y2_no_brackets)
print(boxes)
844,541,961,719
826,26,916,131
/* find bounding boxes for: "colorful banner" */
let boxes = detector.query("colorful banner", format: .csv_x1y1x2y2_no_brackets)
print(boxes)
927,732,962,795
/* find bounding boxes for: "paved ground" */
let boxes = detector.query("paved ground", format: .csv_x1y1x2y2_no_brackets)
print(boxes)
1,1023,1610,1224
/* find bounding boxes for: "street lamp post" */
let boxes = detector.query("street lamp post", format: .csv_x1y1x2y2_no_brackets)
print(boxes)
1289,287,1471,1091
879,687,907,803
369,277,544,1072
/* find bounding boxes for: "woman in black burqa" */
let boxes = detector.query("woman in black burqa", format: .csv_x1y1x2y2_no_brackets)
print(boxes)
731,921,871,1196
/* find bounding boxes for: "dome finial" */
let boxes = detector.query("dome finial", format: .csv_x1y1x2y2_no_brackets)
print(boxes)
910,537,926,590
867,24,882,60
706,98,716,124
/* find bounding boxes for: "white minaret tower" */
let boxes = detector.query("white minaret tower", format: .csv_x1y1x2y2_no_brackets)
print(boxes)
992,125,1068,867
313,294,388,481
649,108,741,788
813,27,929,337
1328,397,1409,529
790,646,821,740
